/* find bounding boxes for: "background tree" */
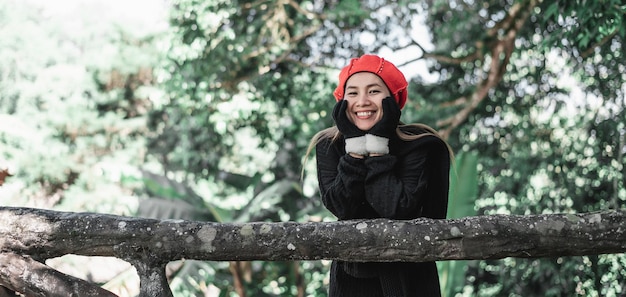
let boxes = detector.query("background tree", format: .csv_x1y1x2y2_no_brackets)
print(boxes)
153,0,625,296
0,0,167,294
1,0,625,296
417,1,625,296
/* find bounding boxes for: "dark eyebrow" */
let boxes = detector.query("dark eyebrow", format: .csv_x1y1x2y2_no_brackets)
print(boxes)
346,83,384,89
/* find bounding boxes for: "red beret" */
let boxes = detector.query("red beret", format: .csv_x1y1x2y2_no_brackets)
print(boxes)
333,54,408,109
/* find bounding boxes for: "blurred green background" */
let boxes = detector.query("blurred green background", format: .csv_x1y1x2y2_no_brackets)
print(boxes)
1,0,625,296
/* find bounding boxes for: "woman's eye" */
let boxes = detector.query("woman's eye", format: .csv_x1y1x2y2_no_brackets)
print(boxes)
347,92,357,96
369,90,380,94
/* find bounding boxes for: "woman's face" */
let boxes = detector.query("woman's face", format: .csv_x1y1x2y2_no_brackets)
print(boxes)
343,72,391,131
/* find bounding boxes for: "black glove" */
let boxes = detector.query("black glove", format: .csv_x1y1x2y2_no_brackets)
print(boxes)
368,97,401,138
365,97,401,154
332,100,364,138
332,100,367,155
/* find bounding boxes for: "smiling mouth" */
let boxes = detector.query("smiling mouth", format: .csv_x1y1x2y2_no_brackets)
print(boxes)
355,111,375,118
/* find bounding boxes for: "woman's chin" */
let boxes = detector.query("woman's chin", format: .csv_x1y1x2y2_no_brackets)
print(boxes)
355,123,375,131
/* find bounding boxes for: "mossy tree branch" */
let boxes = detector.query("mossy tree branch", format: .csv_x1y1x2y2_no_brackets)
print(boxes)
2,207,626,296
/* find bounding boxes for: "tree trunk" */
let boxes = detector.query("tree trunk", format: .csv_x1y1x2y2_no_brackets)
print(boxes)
1,207,626,296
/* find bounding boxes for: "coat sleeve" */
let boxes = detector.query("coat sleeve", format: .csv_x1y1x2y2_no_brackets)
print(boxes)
363,135,450,219
316,138,378,220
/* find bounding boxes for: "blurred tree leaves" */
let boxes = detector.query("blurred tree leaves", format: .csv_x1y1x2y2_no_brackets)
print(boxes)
0,0,165,214
1,0,625,296
415,1,625,295
439,151,479,296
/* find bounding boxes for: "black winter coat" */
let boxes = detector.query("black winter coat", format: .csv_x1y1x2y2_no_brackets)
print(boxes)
316,125,451,297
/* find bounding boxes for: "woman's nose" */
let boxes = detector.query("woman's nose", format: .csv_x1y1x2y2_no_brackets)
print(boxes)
355,93,370,106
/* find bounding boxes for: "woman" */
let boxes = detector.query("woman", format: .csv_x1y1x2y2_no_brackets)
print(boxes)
306,54,452,296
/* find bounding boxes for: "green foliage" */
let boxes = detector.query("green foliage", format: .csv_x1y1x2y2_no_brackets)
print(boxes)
0,0,167,294
2,0,625,296
0,0,164,215
439,151,479,297
417,1,626,296
146,1,341,293
541,0,626,50
326,0,370,27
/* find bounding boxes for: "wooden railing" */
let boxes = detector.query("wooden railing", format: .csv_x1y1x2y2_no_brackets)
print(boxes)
1,207,626,296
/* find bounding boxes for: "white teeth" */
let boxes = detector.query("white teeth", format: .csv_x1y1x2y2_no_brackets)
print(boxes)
356,111,374,117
